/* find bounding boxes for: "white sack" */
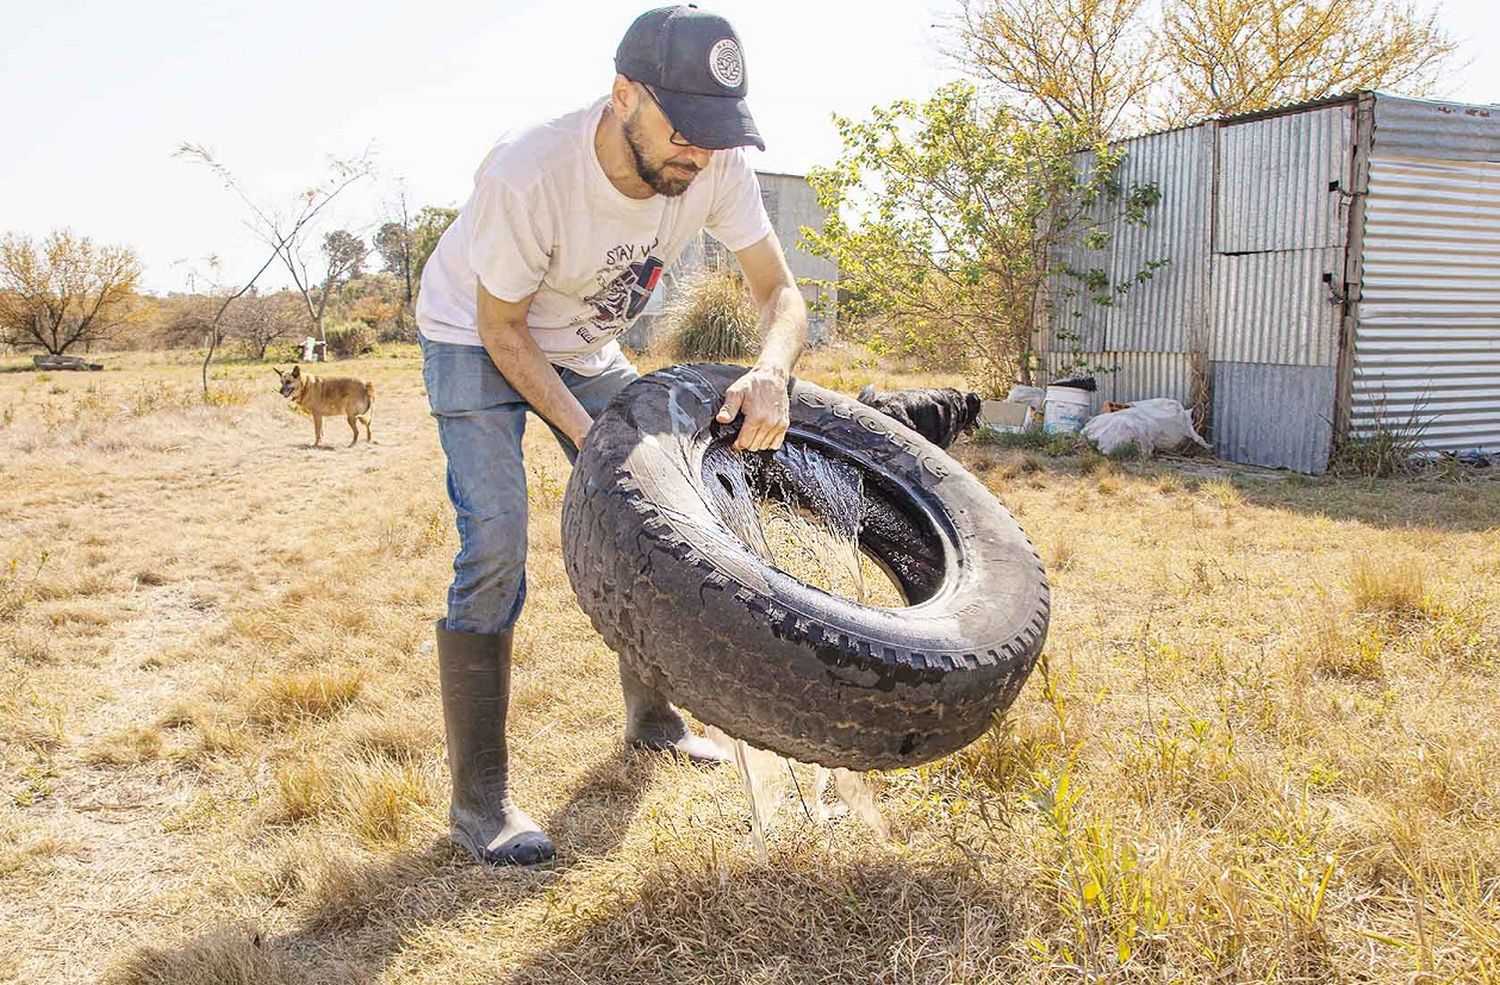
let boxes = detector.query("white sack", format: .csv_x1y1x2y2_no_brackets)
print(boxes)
1082,398,1210,456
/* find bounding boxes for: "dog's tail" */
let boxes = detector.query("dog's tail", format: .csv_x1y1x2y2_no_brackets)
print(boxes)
361,381,375,416
858,383,877,404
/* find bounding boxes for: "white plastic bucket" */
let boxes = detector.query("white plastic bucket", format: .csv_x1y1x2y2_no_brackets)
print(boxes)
1043,386,1091,435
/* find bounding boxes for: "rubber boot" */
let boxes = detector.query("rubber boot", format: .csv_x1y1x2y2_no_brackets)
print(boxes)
619,657,729,764
435,618,555,866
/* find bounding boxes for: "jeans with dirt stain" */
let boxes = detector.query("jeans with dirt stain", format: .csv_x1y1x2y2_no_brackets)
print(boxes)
419,335,640,634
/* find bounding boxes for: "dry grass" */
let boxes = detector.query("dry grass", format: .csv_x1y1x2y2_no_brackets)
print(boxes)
1347,557,1430,619
102,927,291,985
85,723,164,766
663,269,762,361
2,345,1498,983
247,668,365,727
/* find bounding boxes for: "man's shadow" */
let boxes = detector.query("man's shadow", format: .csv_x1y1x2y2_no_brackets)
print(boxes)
108,750,662,984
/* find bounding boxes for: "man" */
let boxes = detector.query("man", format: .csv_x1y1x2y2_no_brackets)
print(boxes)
416,5,808,867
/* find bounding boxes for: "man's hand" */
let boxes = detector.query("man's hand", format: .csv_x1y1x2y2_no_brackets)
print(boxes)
715,365,790,451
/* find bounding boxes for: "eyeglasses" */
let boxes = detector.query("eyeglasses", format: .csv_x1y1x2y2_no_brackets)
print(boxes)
638,83,694,147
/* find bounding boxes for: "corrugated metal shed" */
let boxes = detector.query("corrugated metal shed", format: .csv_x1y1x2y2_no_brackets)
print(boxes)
1042,90,1500,471
1045,127,1214,356
1370,96,1500,161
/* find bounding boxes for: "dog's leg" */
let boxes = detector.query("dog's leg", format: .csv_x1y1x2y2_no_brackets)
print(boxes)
360,415,371,443
347,413,359,446
312,412,323,447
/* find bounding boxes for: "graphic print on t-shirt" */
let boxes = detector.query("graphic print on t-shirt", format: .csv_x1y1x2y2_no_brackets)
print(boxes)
579,243,664,345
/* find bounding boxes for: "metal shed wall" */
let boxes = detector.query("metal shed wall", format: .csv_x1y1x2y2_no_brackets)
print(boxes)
1044,350,1192,414
1209,248,1345,366
1352,139,1500,452
1212,362,1338,470
1042,92,1500,469
758,171,841,343
1044,127,1212,359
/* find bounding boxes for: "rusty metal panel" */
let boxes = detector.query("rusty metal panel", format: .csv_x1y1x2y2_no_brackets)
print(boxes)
1215,106,1354,253
1210,248,1345,366
1352,155,1500,453
1371,94,1500,163
1212,361,1337,472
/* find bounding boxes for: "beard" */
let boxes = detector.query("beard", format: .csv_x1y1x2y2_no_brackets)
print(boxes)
622,112,701,197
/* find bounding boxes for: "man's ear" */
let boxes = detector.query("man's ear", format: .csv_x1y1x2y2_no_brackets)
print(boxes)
611,74,639,118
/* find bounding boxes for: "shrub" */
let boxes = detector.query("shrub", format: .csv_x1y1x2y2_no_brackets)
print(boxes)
666,270,760,361
324,322,373,360
1332,398,1430,477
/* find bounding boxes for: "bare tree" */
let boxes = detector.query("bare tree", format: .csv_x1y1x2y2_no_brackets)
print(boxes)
1158,0,1455,123
227,288,302,360
953,0,1455,136
0,229,142,355
953,0,1159,138
177,144,373,392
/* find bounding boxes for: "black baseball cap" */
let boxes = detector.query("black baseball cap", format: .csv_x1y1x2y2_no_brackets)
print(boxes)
614,5,764,151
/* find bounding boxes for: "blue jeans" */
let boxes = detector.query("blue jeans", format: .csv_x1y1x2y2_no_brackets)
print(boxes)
420,335,640,634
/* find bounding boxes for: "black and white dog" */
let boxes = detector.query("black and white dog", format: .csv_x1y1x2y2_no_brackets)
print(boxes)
857,385,984,449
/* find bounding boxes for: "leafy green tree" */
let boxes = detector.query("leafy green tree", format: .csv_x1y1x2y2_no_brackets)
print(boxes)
804,82,1160,394
374,186,419,336
411,206,458,285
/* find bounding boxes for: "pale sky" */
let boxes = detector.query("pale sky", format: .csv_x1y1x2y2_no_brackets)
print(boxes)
3,0,1495,293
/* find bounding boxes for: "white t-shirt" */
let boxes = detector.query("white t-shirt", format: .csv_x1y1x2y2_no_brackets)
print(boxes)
416,97,774,375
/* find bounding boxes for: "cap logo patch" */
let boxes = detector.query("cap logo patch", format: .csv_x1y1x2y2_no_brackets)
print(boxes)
708,38,743,89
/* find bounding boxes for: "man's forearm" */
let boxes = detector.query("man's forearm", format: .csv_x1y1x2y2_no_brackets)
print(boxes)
477,318,593,447
753,283,807,377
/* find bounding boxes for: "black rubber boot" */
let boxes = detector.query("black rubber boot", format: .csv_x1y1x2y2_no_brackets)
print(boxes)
435,618,555,866
619,657,729,764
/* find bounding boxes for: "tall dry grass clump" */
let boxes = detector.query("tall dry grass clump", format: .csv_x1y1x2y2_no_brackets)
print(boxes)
247,668,364,726
664,269,760,361
1332,399,1431,477
103,927,291,985
1347,558,1429,619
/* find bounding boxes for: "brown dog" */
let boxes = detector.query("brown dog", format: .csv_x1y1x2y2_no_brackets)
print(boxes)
275,365,374,447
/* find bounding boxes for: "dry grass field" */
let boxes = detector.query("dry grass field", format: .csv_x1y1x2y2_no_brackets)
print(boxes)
1,344,1497,984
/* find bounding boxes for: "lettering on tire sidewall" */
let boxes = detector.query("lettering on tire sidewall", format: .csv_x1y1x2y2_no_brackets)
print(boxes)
794,389,949,479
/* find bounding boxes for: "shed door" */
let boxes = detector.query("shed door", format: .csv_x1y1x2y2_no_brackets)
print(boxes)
1209,105,1356,472
1215,106,1354,253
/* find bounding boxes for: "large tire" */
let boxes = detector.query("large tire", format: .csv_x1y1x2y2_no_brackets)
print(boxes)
562,364,1049,769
